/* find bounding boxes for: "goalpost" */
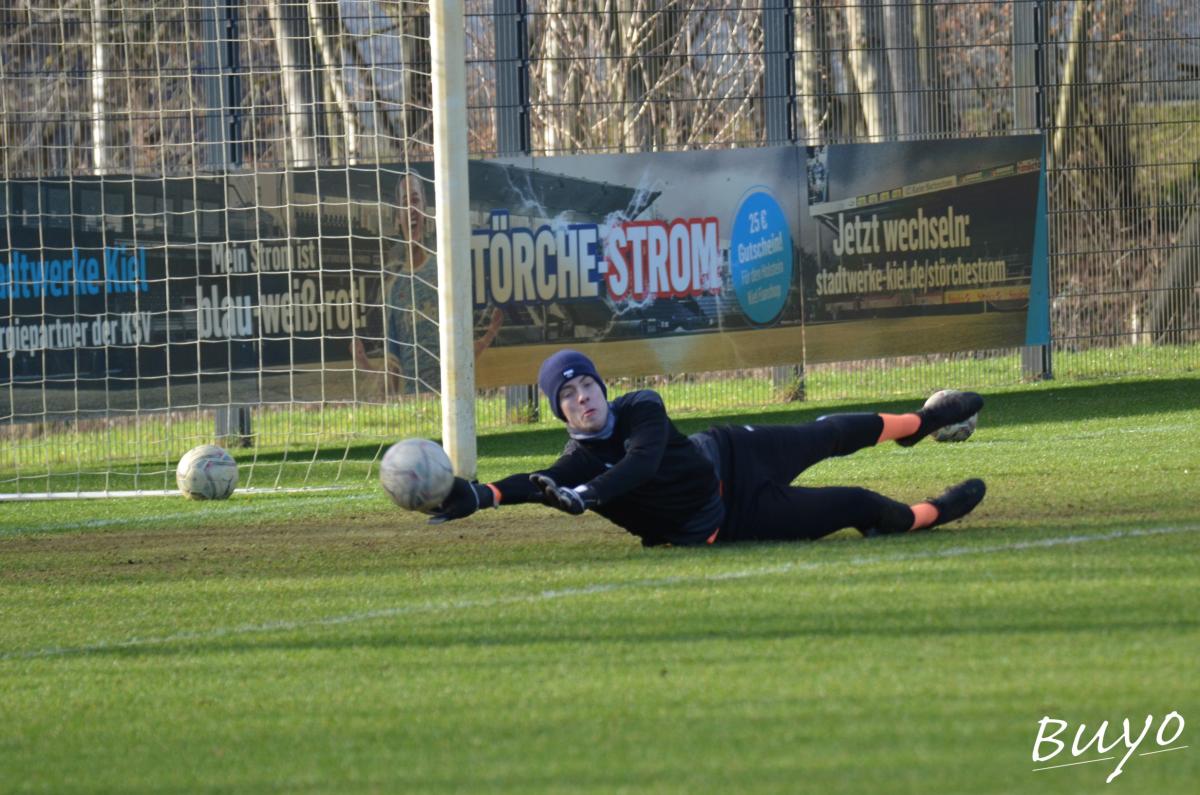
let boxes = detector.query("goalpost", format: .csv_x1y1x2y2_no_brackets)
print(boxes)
0,0,476,498
430,0,477,481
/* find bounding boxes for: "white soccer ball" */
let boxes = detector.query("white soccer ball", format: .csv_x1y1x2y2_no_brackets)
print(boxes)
380,438,455,512
176,444,239,500
925,389,979,443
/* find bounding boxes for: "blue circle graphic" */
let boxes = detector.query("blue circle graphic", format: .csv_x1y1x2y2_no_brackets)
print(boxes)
729,190,793,325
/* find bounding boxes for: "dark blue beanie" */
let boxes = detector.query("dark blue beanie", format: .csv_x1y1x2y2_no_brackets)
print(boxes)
538,349,607,421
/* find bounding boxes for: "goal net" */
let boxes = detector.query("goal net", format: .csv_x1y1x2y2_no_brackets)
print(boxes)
1,0,450,497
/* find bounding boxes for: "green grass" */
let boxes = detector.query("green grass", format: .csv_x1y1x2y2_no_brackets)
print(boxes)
2,376,1199,793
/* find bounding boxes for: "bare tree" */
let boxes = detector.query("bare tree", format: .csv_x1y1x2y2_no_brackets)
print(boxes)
842,0,893,139
528,0,764,154
267,0,317,167
309,0,360,164
912,0,954,135
881,0,919,137
90,0,108,174
538,0,584,152
1145,208,1200,342
794,2,830,142
1050,0,1090,169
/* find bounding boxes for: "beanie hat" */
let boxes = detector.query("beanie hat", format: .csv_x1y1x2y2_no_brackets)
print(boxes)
538,349,607,421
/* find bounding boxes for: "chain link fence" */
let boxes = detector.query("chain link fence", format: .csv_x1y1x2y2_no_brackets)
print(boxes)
466,0,1199,414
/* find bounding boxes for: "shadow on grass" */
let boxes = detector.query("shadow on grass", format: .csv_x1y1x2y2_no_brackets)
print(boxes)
28,377,1194,470
458,377,1200,462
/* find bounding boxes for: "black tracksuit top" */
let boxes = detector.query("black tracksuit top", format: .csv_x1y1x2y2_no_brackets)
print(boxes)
491,390,721,544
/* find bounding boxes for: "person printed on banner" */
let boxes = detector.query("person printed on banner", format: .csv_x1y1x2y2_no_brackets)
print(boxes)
352,171,503,396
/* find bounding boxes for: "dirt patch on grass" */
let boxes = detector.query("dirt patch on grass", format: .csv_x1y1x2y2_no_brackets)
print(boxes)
0,507,635,585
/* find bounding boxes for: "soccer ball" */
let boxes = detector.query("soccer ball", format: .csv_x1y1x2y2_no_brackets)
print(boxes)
176,444,239,500
925,389,978,443
380,438,455,512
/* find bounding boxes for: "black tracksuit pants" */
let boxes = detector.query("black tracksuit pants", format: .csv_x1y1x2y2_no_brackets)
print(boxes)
704,413,915,543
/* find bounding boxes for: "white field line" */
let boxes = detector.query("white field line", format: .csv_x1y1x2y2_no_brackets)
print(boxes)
0,486,357,502
2,524,1198,662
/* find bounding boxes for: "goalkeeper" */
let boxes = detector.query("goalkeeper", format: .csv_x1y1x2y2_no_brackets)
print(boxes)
431,350,987,546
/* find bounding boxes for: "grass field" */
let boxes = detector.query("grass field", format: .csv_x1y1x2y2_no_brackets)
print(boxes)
2,376,1199,793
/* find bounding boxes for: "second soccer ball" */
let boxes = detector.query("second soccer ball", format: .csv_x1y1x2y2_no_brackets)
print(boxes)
925,389,979,443
177,444,239,500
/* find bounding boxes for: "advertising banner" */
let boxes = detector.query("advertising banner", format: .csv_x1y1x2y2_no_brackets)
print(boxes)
1,135,1047,416
467,147,808,387
470,136,1045,385
1,172,394,416
803,135,1047,363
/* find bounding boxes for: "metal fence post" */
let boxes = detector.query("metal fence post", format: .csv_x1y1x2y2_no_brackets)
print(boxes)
200,0,228,172
222,1,243,169
764,0,804,399
494,0,539,421
763,0,794,146
1018,0,1052,380
203,0,253,444
494,0,529,155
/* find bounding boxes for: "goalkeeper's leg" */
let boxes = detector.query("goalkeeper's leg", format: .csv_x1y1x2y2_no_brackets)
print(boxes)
724,399,985,490
736,412,908,486
732,414,884,487
729,478,986,542
811,392,983,451
734,483,913,541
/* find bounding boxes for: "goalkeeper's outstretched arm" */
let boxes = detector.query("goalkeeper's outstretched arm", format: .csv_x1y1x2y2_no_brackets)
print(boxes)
427,453,592,524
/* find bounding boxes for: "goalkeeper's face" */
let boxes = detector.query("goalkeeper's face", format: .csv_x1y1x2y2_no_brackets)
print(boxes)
559,375,608,434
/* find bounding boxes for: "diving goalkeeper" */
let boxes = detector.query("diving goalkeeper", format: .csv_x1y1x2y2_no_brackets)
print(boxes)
430,350,987,546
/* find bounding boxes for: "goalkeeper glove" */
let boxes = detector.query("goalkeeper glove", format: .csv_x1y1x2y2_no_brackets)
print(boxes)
428,477,495,524
530,473,594,516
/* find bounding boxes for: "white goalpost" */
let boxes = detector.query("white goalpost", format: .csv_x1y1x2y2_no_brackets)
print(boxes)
430,0,478,481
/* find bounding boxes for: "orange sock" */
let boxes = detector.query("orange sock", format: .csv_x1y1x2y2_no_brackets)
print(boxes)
909,502,938,531
878,413,921,443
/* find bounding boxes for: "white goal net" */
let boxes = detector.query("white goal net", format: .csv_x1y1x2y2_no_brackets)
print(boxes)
1,0,460,497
